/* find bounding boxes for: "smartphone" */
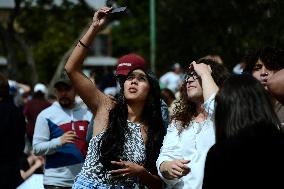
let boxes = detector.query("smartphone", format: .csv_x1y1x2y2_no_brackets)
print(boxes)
109,6,127,14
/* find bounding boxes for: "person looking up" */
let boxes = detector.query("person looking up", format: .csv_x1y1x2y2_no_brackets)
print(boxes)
157,59,230,189
65,7,165,189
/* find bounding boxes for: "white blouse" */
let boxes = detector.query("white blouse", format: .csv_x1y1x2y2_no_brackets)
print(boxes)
156,94,216,189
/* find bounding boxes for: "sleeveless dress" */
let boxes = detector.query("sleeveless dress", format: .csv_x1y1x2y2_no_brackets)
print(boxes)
72,121,146,189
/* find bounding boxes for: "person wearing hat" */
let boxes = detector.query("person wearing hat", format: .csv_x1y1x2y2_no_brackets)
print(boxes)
115,53,147,76
64,7,165,189
116,53,170,131
24,83,51,143
32,71,93,189
85,53,170,143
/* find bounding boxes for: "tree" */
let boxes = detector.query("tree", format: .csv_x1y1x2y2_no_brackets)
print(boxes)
110,0,284,76
17,0,92,84
0,0,92,84
2,0,284,84
0,0,38,83
156,0,284,74
110,0,150,59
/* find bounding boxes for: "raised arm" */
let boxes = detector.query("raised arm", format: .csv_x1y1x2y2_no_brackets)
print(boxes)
267,69,284,105
191,61,218,102
65,7,112,114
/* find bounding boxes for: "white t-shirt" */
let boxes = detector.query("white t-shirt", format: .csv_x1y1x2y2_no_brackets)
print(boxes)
159,72,182,93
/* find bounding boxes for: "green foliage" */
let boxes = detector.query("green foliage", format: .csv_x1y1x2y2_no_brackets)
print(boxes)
110,0,150,59
4,0,284,82
156,0,284,74
110,0,284,76
16,0,92,82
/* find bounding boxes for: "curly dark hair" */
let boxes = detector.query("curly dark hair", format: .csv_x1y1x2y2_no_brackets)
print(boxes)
243,46,284,74
98,69,165,175
171,58,230,132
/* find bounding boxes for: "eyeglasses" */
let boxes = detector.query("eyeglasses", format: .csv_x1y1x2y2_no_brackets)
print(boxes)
184,71,199,82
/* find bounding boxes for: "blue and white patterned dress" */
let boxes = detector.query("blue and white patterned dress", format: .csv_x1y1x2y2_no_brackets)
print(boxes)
73,121,146,189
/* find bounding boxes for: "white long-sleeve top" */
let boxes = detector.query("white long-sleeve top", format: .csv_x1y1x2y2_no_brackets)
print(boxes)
157,94,216,189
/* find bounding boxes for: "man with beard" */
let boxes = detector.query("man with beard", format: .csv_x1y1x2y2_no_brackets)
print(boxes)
33,71,93,189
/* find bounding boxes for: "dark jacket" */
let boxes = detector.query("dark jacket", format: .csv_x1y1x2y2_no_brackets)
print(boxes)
0,97,26,188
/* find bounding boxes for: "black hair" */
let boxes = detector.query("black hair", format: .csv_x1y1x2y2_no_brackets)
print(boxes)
215,74,281,142
172,58,230,132
243,46,284,74
98,69,165,174
161,88,176,107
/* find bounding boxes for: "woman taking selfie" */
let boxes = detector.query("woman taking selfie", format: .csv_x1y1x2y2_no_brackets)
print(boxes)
65,7,165,189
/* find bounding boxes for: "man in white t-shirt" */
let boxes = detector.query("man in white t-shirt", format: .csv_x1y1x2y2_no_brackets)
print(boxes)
159,63,183,94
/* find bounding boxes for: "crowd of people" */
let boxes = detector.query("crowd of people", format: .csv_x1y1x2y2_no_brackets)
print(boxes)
1,6,284,189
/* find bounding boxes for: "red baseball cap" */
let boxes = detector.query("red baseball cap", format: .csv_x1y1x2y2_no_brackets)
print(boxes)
115,53,146,76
